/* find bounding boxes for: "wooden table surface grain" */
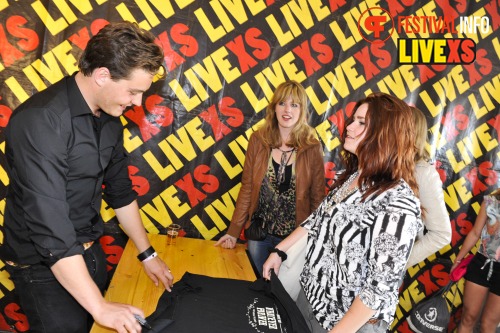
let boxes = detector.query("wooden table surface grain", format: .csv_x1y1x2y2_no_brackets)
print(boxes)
90,235,256,333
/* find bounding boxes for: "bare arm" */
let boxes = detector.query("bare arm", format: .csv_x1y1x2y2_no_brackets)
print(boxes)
450,200,487,272
115,200,173,291
51,255,143,333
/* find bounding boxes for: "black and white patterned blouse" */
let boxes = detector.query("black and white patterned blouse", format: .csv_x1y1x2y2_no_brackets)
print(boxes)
300,180,423,330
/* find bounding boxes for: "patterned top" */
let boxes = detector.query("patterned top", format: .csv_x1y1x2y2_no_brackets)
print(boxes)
479,195,500,261
300,180,422,330
255,155,296,238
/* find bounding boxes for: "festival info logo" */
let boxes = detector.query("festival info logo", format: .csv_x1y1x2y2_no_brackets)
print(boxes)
357,7,394,44
357,7,490,64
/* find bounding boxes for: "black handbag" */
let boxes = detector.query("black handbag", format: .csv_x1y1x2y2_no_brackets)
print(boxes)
244,214,267,241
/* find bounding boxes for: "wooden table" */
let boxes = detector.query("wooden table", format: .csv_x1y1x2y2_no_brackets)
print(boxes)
90,235,256,333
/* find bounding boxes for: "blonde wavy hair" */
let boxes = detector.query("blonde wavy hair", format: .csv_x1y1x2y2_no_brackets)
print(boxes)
411,106,431,162
257,80,318,148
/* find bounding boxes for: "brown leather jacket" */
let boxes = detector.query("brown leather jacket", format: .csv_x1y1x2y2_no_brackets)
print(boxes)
226,132,326,238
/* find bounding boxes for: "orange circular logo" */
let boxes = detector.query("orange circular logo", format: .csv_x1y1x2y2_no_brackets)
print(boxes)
357,7,395,44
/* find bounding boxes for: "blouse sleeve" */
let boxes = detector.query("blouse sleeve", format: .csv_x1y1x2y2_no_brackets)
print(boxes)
358,193,422,312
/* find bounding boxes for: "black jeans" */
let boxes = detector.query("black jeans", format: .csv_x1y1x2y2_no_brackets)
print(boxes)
6,243,107,333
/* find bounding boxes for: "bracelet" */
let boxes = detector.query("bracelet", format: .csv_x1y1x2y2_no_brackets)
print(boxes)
269,248,287,262
137,246,156,262
142,252,158,262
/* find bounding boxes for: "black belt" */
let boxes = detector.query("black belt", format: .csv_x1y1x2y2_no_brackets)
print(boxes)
5,241,95,268
5,261,30,269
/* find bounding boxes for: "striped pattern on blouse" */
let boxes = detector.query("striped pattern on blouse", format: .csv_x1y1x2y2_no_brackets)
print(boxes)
300,180,423,330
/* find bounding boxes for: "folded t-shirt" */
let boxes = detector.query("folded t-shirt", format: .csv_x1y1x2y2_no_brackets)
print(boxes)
144,271,309,333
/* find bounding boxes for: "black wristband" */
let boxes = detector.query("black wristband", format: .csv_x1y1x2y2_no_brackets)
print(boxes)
137,246,155,262
269,248,287,262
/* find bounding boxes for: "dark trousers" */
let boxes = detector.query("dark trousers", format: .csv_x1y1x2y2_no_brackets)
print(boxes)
6,243,107,333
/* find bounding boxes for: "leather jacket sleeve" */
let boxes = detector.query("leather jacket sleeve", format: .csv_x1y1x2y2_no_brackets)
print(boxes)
226,134,264,238
309,143,326,212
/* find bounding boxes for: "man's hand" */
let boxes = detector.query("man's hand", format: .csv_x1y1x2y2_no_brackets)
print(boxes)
92,301,144,333
142,256,174,291
51,255,148,332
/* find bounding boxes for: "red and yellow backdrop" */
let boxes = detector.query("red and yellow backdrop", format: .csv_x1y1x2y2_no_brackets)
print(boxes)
0,0,498,332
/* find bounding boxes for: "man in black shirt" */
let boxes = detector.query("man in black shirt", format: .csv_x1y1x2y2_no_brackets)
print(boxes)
1,21,173,333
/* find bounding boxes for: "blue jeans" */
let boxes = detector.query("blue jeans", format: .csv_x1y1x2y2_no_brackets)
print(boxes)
6,243,107,333
247,234,284,277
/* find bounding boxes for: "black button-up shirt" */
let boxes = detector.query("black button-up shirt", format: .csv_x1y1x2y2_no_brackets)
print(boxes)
1,74,137,266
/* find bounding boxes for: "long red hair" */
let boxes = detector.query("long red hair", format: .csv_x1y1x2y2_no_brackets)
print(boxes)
333,92,418,200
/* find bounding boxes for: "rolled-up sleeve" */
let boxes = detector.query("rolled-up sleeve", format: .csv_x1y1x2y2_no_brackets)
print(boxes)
7,107,82,265
102,129,137,209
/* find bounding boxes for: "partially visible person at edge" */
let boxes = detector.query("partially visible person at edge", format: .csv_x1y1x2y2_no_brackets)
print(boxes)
263,92,423,333
215,80,325,277
0,21,173,333
451,188,500,333
405,106,451,268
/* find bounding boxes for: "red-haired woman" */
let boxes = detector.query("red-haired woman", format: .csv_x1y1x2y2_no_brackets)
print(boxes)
263,92,423,333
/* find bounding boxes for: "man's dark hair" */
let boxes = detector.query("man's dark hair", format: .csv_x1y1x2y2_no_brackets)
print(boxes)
78,21,164,80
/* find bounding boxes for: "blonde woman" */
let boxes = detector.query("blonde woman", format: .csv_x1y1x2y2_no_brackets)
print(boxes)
405,107,451,267
215,80,325,277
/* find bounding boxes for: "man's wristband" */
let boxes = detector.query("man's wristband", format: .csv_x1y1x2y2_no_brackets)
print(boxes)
137,246,156,262
142,251,158,262
269,248,287,262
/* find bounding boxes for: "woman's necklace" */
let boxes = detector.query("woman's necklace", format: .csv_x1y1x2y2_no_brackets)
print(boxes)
276,147,295,184
332,171,359,204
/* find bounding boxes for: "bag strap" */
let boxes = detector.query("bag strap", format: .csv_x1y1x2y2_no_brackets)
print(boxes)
406,258,455,307
439,281,458,310
439,281,454,296
411,280,455,309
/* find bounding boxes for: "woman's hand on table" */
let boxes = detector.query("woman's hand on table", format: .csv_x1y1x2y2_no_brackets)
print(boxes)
142,256,174,291
214,234,237,249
